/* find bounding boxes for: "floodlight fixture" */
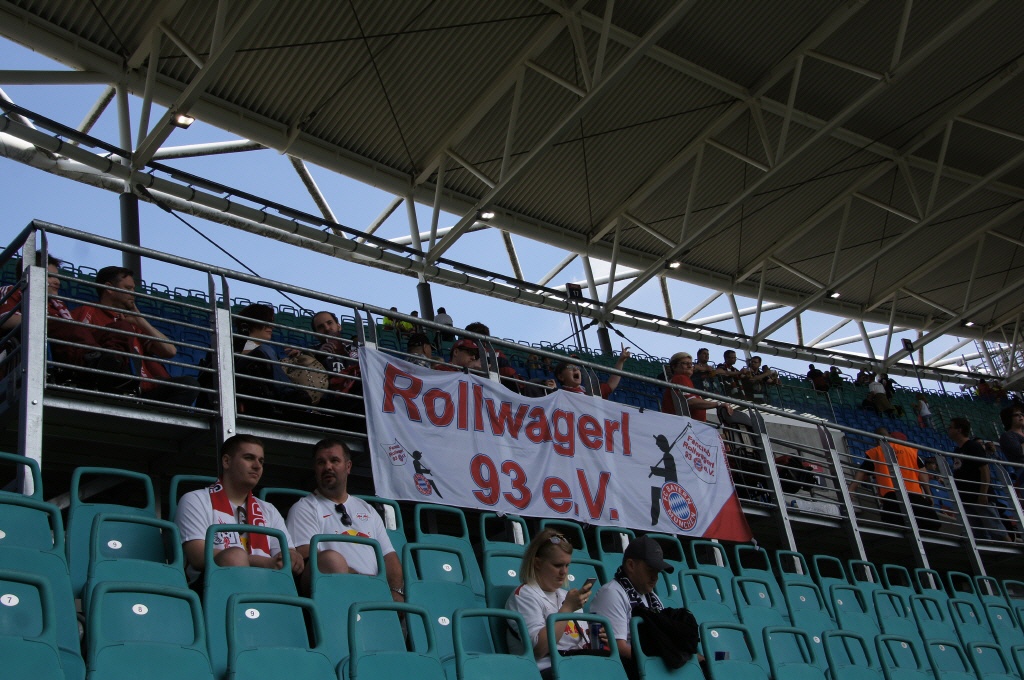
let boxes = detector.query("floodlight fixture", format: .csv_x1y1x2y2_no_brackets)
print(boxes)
171,113,195,129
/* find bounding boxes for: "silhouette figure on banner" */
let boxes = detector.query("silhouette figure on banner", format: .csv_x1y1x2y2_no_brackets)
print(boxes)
411,449,443,498
649,426,687,524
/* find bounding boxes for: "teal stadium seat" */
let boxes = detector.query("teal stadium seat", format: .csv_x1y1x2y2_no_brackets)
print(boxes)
453,608,542,680
86,582,214,680
225,593,334,680
965,641,1018,680
414,503,485,593
547,612,627,680
822,630,883,680
875,634,932,680
678,569,738,629
874,590,926,650
644,533,686,607
811,554,849,617
84,513,186,612
168,475,216,521
0,493,84,680
923,638,977,680
687,541,736,614
594,526,635,584
699,621,768,680
478,512,529,555
773,550,815,586
782,580,836,643
948,597,995,647
308,535,404,672
202,524,298,679
763,626,827,680
910,594,958,643
481,548,526,652
830,584,881,642
404,542,491,673
732,576,789,673
0,570,64,680
66,467,157,597
356,495,407,556
0,450,44,500
983,600,1024,653
345,601,446,680
881,564,918,604
974,575,1009,607
734,545,787,621
256,487,310,518
628,616,704,680
848,560,884,620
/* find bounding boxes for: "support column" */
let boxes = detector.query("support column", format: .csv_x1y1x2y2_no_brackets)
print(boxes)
417,281,435,322
120,192,142,276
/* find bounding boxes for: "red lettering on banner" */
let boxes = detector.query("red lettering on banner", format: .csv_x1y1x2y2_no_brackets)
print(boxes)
382,364,423,421
543,477,572,513
471,454,499,505
621,412,632,457
603,419,619,453
473,383,485,432
424,388,454,426
501,460,532,509
578,415,602,449
486,400,529,438
552,410,575,457
525,407,551,443
457,381,468,430
577,469,610,520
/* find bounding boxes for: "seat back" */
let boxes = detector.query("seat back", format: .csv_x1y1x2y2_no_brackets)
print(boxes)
629,616,704,680
734,545,786,619
203,524,297,679
0,569,64,680
645,533,687,607
404,542,490,664
87,582,213,680
923,638,975,680
567,556,607,611
763,626,827,679
948,597,994,645
913,568,950,608
594,527,634,585
811,555,848,615
734,576,788,669
875,634,933,680
482,548,527,652
774,550,814,586
414,504,485,597
874,590,924,649
309,535,403,668
687,541,735,612
255,487,309,517
547,612,627,680
0,450,43,500
783,581,836,638
974,575,1008,607
226,593,333,680
881,564,918,603
678,569,738,625
85,513,186,612
346,602,446,680
699,621,768,680
910,594,957,643
356,495,407,556
831,584,880,641
965,641,1017,679
168,475,216,521
822,630,883,680
0,494,83,680
848,560,883,619
983,600,1024,650
67,467,156,597
478,512,529,555
454,608,542,680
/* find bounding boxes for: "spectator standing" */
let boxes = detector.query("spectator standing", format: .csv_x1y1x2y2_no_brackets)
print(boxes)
914,393,932,429
848,427,940,532
434,307,454,341
691,348,715,392
807,364,829,392
661,352,732,422
947,417,1008,541
999,405,1024,486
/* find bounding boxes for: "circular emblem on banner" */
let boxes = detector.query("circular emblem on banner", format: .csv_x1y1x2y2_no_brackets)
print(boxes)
661,482,698,532
413,473,432,496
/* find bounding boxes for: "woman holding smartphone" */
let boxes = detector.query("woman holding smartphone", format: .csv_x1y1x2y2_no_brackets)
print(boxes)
505,528,596,677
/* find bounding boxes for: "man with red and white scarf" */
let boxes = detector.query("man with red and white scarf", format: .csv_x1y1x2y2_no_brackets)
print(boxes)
175,434,303,584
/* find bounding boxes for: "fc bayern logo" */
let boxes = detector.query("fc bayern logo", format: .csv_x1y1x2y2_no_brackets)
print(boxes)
661,482,698,531
413,473,432,496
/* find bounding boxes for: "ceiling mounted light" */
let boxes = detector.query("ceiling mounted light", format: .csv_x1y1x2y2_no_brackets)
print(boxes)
828,290,841,299
963,320,975,327
667,260,682,269
477,209,495,221
171,113,195,129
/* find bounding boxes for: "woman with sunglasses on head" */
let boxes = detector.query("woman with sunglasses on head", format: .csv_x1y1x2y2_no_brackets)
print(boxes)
506,528,597,678
662,352,732,421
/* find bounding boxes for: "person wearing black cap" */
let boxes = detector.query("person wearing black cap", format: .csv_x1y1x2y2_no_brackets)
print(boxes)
590,535,673,663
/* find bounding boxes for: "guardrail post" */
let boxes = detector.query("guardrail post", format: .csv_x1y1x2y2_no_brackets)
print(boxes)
818,425,867,561
18,263,47,495
212,304,237,443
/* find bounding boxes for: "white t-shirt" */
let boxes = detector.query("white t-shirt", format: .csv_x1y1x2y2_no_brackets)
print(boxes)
286,493,395,576
506,583,587,671
174,488,291,583
590,579,632,644
917,399,931,416
868,382,885,395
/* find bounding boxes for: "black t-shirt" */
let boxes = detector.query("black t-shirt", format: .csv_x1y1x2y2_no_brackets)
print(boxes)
953,438,987,505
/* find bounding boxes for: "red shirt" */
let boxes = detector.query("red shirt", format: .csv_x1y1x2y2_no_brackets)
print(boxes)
662,373,705,422
0,285,73,320
72,304,170,388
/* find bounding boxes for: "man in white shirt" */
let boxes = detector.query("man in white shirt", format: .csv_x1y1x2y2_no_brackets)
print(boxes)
174,434,303,584
286,438,405,599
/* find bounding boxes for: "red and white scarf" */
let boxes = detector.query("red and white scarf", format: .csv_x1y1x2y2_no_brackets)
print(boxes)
208,481,271,555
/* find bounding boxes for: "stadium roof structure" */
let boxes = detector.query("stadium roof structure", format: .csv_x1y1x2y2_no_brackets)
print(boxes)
2,0,1024,384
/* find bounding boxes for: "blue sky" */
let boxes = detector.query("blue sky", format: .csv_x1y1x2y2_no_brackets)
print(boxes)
0,36,974,386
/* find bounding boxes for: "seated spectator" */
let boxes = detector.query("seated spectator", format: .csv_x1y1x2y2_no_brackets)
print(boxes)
462,321,530,390
555,345,630,399
848,427,940,532
434,306,455,340
506,528,597,678
0,253,101,372
174,434,303,585
591,536,697,679
72,265,198,404
310,310,361,397
408,310,422,335
855,367,875,386
286,439,404,598
715,350,743,397
661,352,732,421
690,348,715,392
741,356,778,404
233,303,313,416
806,364,829,392
434,338,482,372
406,333,433,367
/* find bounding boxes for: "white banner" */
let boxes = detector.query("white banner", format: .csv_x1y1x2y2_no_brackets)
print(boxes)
360,347,751,541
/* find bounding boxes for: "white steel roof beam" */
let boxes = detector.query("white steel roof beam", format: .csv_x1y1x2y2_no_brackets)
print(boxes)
427,0,697,263
925,337,973,366
828,199,852,286
962,239,986,313
808,319,851,347
133,1,271,167
289,156,339,229
927,121,954,215
592,0,615,85
358,196,403,244
680,291,721,322
76,85,115,137
623,213,676,247
501,230,524,281
706,139,769,173
538,253,577,287
693,303,785,328
151,140,264,160
956,116,1024,144
817,326,901,351
659,276,673,319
